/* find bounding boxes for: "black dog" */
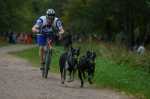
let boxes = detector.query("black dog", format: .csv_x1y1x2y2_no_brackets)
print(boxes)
59,47,80,84
78,51,96,87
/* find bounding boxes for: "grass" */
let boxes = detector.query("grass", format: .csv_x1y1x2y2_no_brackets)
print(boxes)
95,57,150,99
12,42,150,99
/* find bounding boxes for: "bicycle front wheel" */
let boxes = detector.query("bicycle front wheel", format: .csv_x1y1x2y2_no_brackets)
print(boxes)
44,49,52,78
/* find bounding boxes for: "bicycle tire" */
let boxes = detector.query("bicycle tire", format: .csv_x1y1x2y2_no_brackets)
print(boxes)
44,49,52,78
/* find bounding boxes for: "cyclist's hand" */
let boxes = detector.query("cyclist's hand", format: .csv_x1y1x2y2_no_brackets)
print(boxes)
32,25,40,33
58,34,63,41
59,34,62,40
58,28,64,40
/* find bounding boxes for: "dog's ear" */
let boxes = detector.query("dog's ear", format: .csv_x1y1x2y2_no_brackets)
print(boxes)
77,47,80,52
86,51,90,55
87,51,92,57
78,47,81,51
77,48,80,56
70,46,73,51
93,52,96,59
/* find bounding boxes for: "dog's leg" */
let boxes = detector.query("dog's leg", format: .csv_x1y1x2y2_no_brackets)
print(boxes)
88,77,93,84
60,66,64,84
70,70,72,81
70,68,76,82
68,69,73,82
61,72,64,84
83,71,86,79
72,70,75,81
63,68,66,83
72,68,76,81
78,70,84,87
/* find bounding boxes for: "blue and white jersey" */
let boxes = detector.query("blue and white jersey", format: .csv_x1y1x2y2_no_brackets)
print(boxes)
35,16,63,33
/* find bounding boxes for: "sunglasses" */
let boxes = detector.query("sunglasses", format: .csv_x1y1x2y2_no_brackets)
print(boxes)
46,15,54,20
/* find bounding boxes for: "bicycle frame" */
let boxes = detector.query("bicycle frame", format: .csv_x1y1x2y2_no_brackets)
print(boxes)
42,37,53,78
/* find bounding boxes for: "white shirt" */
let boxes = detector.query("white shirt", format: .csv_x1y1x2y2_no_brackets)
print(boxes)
35,16,63,33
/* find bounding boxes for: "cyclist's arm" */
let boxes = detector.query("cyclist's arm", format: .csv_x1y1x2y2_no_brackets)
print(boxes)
58,27,64,40
59,28,64,34
56,20,64,40
32,18,43,33
32,25,40,33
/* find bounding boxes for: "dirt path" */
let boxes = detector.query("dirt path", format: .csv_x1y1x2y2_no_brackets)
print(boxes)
0,45,135,99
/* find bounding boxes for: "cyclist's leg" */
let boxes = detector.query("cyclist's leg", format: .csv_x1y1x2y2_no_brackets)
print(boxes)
46,36,53,70
39,46,46,70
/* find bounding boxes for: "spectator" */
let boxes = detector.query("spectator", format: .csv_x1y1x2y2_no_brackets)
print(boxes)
137,44,145,55
17,33,24,44
12,32,17,44
8,32,13,44
24,33,28,44
27,33,33,44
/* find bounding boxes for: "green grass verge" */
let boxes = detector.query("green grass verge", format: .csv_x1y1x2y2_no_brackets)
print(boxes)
95,57,150,99
12,42,150,99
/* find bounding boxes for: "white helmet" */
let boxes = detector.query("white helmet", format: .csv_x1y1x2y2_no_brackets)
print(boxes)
46,8,55,17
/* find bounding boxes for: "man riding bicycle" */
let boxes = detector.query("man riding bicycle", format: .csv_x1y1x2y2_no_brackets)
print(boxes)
32,8,64,70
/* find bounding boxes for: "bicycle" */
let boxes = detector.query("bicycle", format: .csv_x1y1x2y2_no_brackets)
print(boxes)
37,33,54,79
43,38,53,78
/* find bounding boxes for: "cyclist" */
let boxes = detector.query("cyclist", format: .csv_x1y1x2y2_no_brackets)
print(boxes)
32,8,64,70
